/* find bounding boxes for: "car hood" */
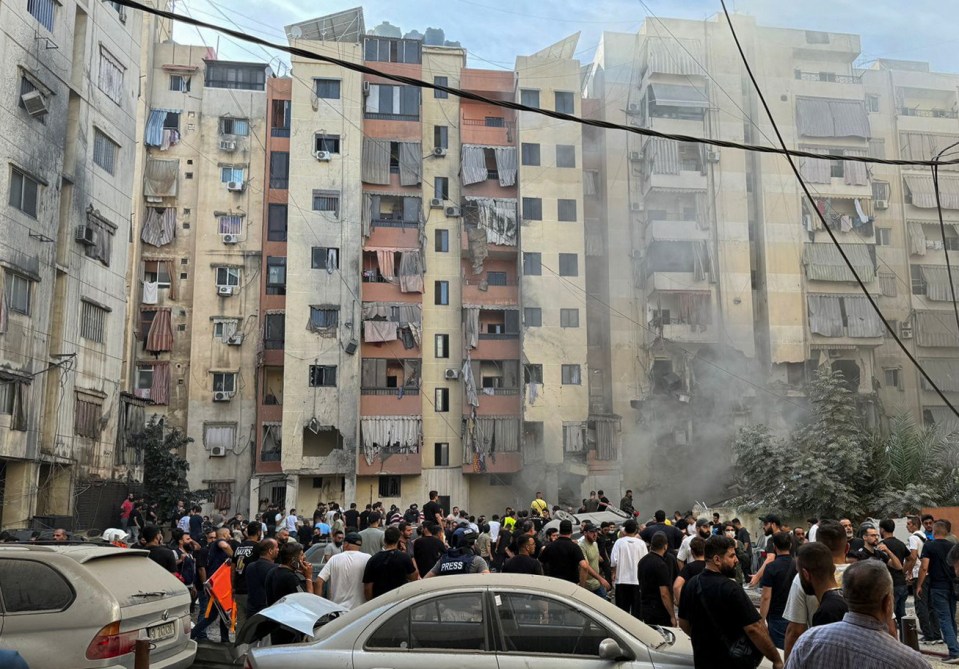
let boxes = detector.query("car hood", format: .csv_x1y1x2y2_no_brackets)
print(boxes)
235,593,347,645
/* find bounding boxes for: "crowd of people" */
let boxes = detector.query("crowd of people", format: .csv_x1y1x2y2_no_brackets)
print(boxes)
86,489,959,667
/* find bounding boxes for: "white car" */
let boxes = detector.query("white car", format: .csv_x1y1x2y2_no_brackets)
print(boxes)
243,574,698,668
0,544,196,669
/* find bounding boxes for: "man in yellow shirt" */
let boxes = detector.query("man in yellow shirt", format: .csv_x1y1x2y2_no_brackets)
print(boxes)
530,492,549,519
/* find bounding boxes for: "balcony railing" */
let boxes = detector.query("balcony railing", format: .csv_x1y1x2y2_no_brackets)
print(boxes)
364,112,419,122
464,277,519,287
361,387,421,395
478,332,519,340
260,449,281,462
462,118,515,131
899,107,959,119
794,70,861,84
479,387,520,395
372,218,419,229
271,127,290,138
264,338,285,350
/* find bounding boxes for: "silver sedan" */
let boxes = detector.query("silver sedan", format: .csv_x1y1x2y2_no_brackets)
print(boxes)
245,573,698,668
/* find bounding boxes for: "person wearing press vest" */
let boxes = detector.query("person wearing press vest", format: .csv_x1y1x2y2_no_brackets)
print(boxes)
425,529,490,576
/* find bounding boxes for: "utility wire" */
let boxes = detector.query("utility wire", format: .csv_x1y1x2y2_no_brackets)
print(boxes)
932,141,959,343
718,0,959,420
114,0,959,169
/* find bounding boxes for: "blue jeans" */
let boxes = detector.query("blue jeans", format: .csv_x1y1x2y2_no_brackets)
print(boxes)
893,585,908,633
767,615,787,649
591,585,607,599
930,587,959,658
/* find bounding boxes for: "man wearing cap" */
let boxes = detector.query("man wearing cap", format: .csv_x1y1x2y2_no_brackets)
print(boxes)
316,532,370,610
426,530,490,576
578,523,611,597
750,513,792,587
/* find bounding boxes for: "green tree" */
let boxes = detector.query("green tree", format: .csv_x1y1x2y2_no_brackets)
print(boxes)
132,417,202,523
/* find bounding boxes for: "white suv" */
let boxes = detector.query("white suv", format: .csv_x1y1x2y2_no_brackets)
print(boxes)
0,544,196,668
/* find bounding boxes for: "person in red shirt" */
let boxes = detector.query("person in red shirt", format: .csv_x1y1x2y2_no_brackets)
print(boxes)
119,494,134,534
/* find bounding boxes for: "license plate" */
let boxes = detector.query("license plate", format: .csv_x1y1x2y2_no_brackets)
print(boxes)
148,622,176,641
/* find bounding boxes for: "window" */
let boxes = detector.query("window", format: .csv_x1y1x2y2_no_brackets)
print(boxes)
268,204,287,241
143,260,171,288
205,63,266,91
494,592,612,657
365,84,420,119
435,334,449,358
215,266,241,287
862,94,880,113
312,190,340,216
485,116,505,127
134,364,154,399
522,197,542,221
27,0,56,31
75,394,102,439
520,89,540,109
91,129,119,175
554,91,575,114
521,143,540,166
309,307,339,330
562,364,582,385
9,167,39,217
560,308,580,328
559,253,578,277
523,252,542,276
220,166,245,183
487,272,508,286
524,308,542,327
98,48,125,104
264,313,285,349
435,281,449,305
879,272,897,297
434,442,449,467
434,76,449,98
434,177,449,201
269,151,289,189
365,37,422,64
911,264,926,295
525,364,543,384
261,424,282,461
367,594,486,650
378,475,401,498
219,117,250,136
4,272,31,315
18,76,46,123
828,149,845,179
556,145,576,168
212,319,240,341
80,301,107,342
434,228,450,253
876,228,891,246
434,125,448,149
0,561,73,612
311,247,339,270
868,138,885,160
309,365,337,387
314,134,341,154
557,199,577,222
212,372,236,393
266,257,286,295
314,78,341,99
884,368,902,390
170,75,191,92
805,31,830,44
271,98,291,136
435,387,449,412
217,215,243,236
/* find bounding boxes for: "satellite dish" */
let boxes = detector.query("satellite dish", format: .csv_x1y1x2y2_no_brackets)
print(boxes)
289,26,303,40
308,417,320,434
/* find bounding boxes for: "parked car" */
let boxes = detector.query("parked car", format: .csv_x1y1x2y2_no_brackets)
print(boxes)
243,574,699,668
542,507,632,539
0,544,196,669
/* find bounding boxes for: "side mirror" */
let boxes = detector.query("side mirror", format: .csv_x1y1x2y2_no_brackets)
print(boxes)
598,638,634,662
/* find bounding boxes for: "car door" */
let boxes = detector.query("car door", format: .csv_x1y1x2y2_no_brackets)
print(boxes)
491,590,653,669
353,590,499,669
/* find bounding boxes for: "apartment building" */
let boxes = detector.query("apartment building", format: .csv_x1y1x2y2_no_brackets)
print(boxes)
584,15,959,505
0,0,166,528
128,41,270,516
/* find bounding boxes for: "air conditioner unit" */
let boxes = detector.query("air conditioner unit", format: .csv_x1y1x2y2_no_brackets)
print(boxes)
146,196,163,204
74,225,98,246
362,81,370,95
219,140,236,152
227,181,245,192
444,369,460,380
226,333,244,346
433,146,447,157
631,202,644,212
900,323,914,339
210,446,227,457
706,150,720,163
629,151,642,161
222,233,239,244
875,199,889,210
430,198,443,209
21,90,48,117
445,206,462,217
213,391,233,402
217,285,235,297
627,103,640,113
314,150,332,162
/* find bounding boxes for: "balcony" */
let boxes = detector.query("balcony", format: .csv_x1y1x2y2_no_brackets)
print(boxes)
794,70,861,84
645,219,709,247
460,69,515,101
899,107,958,119
462,451,522,474
357,448,422,476
461,117,515,146
463,276,519,307
461,227,517,258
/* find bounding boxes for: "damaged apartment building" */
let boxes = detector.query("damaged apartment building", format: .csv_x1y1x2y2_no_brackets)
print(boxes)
583,15,959,504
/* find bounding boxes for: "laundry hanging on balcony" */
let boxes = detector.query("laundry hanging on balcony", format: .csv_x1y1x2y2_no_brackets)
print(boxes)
144,109,181,149
398,250,424,293
361,416,422,464
142,208,176,247
143,158,180,198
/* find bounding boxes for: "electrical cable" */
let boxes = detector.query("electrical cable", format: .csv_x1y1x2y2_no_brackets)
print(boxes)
718,0,959,420
112,0,959,169
931,140,959,342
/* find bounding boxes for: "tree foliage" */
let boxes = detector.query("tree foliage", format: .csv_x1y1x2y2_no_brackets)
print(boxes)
132,417,204,522
732,368,959,519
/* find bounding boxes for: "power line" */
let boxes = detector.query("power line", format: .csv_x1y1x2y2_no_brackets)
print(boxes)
931,141,959,345
113,0,959,169
718,0,959,421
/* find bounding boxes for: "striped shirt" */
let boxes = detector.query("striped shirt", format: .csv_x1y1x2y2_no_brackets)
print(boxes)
785,612,931,669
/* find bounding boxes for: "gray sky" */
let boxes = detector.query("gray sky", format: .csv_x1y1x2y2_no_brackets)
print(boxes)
175,0,959,74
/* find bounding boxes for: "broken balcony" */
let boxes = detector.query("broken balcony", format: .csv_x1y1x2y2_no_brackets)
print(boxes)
358,416,423,476
641,240,714,295
639,138,707,194
646,292,717,345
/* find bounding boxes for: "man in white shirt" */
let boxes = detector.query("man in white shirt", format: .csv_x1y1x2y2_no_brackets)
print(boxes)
315,532,370,610
906,515,940,643
678,518,712,564
282,508,300,540
488,515,501,544
807,518,819,543
610,519,648,618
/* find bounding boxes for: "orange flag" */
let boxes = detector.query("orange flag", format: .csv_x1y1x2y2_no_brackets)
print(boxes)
204,562,236,632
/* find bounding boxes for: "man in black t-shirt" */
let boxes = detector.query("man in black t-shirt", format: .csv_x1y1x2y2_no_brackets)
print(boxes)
679,536,783,669
538,520,587,583
143,525,177,573
344,503,360,531
359,504,372,531
244,539,278,617
503,535,544,575
412,523,446,577
797,541,847,627
639,510,685,551
918,520,959,660
638,532,675,627
264,542,314,645
759,532,796,649
423,490,444,527
363,526,418,600
673,536,707,603
232,521,261,629
877,518,910,631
